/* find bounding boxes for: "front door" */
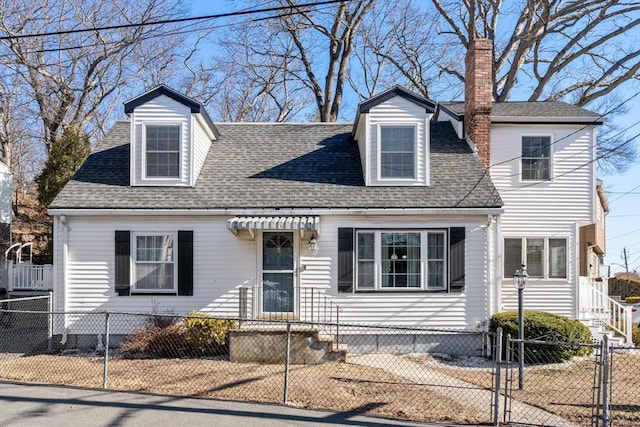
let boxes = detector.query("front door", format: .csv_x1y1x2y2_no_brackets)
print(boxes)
262,232,295,314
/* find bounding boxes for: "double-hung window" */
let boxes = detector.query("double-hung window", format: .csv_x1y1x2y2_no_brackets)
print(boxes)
380,126,415,179
356,230,446,290
134,233,176,292
504,237,567,279
145,125,180,178
521,136,551,180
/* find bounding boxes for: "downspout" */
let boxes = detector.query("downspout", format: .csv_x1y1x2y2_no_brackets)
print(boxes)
59,215,69,345
486,214,496,326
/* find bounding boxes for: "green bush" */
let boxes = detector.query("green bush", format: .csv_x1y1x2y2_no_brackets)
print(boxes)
490,311,593,364
625,296,640,304
633,326,640,348
183,311,237,356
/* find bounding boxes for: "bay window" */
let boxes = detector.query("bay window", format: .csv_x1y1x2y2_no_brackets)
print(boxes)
356,230,446,291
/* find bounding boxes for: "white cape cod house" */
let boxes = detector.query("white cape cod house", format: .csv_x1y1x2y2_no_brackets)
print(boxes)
49,39,628,345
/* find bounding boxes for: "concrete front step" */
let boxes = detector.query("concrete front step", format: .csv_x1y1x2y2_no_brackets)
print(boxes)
229,324,346,364
585,323,626,346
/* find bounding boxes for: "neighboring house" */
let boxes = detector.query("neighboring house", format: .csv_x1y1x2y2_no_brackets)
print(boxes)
48,39,626,345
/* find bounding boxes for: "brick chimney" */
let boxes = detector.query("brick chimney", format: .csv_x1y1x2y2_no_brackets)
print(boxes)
464,38,493,170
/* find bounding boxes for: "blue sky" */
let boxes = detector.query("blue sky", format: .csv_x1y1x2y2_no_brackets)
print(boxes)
186,1,640,275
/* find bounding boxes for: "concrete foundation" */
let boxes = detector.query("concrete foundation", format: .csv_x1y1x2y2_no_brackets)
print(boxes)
228,329,344,364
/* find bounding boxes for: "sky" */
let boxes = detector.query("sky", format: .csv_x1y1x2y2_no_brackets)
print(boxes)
185,1,640,275
602,127,640,275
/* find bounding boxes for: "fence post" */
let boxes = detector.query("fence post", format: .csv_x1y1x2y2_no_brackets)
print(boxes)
336,306,339,349
601,335,610,427
102,312,110,389
493,327,502,426
47,291,53,352
283,321,291,405
239,287,248,326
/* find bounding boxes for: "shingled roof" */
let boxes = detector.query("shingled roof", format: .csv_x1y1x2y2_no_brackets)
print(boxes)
440,101,604,124
50,120,502,210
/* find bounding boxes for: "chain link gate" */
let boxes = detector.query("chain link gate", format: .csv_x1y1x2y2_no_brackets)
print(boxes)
496,331,606,427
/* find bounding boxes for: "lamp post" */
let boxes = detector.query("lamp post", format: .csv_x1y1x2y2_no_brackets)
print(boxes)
513,264,528,390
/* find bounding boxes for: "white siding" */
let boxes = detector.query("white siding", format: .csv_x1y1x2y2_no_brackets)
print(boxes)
367,97,430,186
436,108,464,139
130,95,192,186
55,212,497,333
491,124,596,318
313,215,492,329
192,117,212,184
353,115,368,185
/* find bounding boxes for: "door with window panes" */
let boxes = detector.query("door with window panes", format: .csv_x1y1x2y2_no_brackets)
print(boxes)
262,232,295,314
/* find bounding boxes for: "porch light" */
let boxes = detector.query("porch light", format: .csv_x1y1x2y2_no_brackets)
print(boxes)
513,264,528,290
513,264,528,390
308,236,318,251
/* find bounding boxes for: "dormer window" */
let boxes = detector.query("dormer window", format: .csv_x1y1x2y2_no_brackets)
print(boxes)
124,85,219,187
145,124,180,178
351,86,434,187
380,126,416,179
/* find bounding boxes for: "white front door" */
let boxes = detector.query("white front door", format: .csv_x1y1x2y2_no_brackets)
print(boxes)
261,232,295,314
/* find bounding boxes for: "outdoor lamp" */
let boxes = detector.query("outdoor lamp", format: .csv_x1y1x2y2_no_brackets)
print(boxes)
308,236,318,251
513,264,529,290
513,263,528,390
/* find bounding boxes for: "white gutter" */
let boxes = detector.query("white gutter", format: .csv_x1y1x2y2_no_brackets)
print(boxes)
49,207,504,216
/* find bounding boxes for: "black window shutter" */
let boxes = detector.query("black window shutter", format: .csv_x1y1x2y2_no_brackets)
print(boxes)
114,231,131,296
338,228,354,293
449,227,465,293
178,231,194,296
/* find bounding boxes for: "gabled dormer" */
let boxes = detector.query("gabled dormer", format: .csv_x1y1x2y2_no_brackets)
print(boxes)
124,85,219,187
352,86,436,186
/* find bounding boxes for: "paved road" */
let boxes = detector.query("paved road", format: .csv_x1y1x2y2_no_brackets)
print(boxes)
0,382,461,427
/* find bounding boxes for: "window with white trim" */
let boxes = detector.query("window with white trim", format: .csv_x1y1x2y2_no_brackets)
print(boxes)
356,230,446,290
504,237,567,279
134,233,176,292
380,126,415,179
521,136,551,180
145,125,180,178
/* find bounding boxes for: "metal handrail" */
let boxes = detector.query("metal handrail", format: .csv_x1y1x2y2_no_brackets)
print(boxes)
579,278,632,344
243,285,342,347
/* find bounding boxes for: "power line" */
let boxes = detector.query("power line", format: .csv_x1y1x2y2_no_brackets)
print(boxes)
487,90,640,171
453,90,640,205
499,130,640,194
0,0,349,40
610,182,640,204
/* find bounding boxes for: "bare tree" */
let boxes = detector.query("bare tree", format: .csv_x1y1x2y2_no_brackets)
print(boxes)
427,0,640,105
0,0,188,153
215,0,376,122
357,0,638,171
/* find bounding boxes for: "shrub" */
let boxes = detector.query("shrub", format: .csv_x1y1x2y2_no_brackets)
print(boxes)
118,322,187,358
182,311,237,356
625,296,640,304
490,311,593,364
633,326,640,348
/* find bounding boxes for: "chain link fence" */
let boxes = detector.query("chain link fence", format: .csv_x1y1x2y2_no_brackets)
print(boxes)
1,296,638,426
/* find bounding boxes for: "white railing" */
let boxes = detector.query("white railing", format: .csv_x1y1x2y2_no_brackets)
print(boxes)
578,277,632,344
7,263,54,291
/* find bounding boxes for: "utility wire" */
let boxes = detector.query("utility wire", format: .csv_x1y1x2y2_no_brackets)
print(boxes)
454,90,640,205
610,182,640,203
0,0,349,40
